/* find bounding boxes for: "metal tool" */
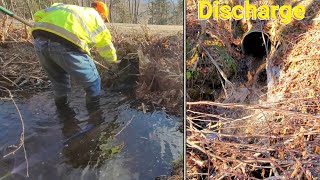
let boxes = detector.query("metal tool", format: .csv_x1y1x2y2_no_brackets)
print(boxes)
0,6,34,27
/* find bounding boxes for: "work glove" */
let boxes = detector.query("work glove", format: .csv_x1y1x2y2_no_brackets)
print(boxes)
104,59,121,75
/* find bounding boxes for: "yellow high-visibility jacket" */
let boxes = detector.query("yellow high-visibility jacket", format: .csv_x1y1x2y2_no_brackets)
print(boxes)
31,3,117,63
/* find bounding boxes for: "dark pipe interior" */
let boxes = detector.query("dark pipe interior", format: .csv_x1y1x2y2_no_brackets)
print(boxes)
242,31,271,59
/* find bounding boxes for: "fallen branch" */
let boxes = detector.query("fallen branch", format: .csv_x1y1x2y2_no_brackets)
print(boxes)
202,46,234,90
114,115,135,137
187,101,320,120
0,86,28,177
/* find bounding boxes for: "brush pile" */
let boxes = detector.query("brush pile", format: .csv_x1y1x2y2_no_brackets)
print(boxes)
187,0,320,179
0,17,48,97
100,25,183,114
136,35,183,114
186,0,243,102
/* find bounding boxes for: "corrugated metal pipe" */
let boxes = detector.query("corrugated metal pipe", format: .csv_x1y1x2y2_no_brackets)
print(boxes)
241,29,271,59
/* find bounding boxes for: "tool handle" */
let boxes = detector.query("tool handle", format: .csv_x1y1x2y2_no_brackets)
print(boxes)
12,15,33,27
0,5,14,16
0,5,33,27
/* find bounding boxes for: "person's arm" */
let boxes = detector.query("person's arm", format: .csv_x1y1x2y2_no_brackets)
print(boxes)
95,28,117,64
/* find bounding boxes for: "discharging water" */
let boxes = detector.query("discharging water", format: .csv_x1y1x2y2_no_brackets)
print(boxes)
0,89,182,180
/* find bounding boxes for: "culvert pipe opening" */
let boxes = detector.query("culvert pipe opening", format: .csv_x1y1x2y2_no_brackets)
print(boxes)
241,30,271,59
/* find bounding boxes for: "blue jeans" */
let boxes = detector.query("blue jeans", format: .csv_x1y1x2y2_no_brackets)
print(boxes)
34,37,101,98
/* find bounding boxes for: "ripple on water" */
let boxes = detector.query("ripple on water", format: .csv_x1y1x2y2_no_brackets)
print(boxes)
0,90,183,180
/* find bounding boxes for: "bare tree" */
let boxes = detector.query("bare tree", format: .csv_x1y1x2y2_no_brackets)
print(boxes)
109,0,113,22
128,0,131,21
134,0,140,23
133,0,136,23
25,0,33,20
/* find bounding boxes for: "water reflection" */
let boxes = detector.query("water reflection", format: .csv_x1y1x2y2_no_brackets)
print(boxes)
0,91,182,180
62,110,121,169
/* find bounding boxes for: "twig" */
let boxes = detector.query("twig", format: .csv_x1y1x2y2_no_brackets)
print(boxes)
263,176,286,180
270,163,279,176
0,86,29,177
114,115,135,137
1,75,20,88
187,101,320,120
217,162,246,180
92,59,110,70
187,140,275,164
202,46,234,90
217,68,229,98
2,55,19,68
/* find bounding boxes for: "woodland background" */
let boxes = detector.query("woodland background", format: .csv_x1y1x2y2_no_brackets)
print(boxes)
0,0,183,25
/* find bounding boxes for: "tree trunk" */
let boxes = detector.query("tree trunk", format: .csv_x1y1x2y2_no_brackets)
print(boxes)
128,0,131,22
25,0,34,20
0,0,4,7
9,0,13,10
169,0,176,24
109,0,112,22
131,0,134,23
135,0,139,23
133,0,136,23
37,0,41,9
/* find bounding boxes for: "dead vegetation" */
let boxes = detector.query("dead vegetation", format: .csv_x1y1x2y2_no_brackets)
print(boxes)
0,17,183,179
99,24,183,115
187,0,320,179
0,18,47,97
0,41,48,97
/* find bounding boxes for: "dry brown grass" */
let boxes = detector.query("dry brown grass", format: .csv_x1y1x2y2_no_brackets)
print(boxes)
103,25,183,114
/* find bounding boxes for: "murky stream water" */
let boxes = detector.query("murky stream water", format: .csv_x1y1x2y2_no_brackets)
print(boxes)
0,89,182,180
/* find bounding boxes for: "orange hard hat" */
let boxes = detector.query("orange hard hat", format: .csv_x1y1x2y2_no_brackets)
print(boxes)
93,1,109,22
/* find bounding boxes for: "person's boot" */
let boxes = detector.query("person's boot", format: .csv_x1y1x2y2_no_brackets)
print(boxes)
86,95,103,126
86,95,100,114
55,96,68,109
54,96,75,117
